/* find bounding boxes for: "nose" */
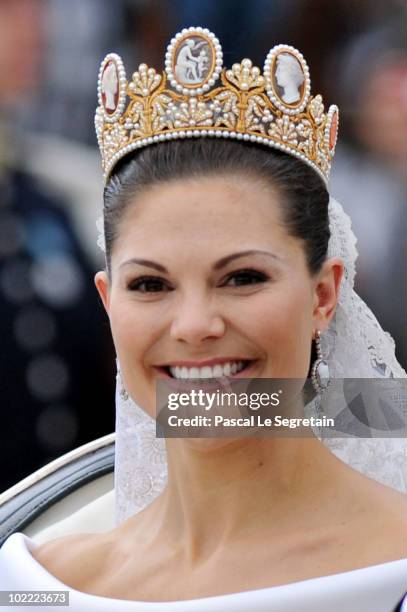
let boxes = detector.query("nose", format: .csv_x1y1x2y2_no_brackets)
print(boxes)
170,293,226,345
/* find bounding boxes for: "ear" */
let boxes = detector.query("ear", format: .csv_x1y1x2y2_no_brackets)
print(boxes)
94,270,111,315
312,257,344,332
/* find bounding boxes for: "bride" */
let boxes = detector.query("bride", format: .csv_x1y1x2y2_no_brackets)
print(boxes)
1,28,406,611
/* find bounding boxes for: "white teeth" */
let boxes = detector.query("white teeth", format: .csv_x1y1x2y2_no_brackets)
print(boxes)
230,362,238,375
168,360,248,379
200,366,213,378
213,364,224,377
223,362,231,376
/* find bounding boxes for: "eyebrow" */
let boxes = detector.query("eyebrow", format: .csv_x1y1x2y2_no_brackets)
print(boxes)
213,250,282,270
119,250,282,274
119,258,168,273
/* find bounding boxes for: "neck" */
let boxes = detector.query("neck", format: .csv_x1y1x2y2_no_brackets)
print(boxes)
143,436,346,561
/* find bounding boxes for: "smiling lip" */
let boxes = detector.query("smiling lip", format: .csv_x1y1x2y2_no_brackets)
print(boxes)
153,359,258,381
155,357,256,368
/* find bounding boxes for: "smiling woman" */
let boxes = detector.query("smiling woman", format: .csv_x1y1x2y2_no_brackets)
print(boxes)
1,28,407,612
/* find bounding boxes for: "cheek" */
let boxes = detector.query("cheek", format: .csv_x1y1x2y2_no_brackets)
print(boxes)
238,282,313,372
108,297,152,368
109,299,158,417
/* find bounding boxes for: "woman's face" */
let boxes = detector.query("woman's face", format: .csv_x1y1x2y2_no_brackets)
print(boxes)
275,60,289,88
95,174,343,418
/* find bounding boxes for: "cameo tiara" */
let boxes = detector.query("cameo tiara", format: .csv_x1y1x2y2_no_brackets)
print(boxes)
95,27,339,186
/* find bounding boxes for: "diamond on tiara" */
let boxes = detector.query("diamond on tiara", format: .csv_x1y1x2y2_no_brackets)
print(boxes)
95,27,339,186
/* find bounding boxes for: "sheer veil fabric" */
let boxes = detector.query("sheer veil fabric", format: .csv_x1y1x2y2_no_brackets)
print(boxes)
96,195,407,525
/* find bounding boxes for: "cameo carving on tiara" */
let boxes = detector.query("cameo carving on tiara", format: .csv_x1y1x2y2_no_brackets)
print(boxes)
325,105,339,158
165,27,223,96
264,45,311,115
98,53,127,122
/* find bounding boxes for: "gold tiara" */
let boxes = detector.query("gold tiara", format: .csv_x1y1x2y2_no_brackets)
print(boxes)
95,27,339,185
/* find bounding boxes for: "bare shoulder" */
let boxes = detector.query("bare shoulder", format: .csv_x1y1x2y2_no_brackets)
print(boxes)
373,481,407,523
359,480,407,556
384,488,407,536
31,531,120,589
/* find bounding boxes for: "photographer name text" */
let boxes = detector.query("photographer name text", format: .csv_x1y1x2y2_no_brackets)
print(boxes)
167,415,334,429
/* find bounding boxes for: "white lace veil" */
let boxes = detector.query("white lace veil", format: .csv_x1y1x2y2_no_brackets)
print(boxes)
96,194,407,526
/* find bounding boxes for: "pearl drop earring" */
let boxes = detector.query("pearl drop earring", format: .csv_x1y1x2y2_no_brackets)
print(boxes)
311,330,330,393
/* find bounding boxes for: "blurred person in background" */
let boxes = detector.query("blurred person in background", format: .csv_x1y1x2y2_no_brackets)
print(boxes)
0,0,115,492
329,16,407,368
21,0,126,145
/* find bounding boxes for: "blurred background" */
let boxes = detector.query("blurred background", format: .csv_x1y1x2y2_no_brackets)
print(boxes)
1,0,406,491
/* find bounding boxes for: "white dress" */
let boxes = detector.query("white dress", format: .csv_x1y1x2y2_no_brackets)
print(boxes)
0,533,406,612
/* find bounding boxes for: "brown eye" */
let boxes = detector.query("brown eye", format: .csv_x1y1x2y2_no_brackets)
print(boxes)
224,269,269,287
128,276,170,292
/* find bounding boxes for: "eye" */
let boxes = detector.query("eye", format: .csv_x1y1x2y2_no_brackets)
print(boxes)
223,269,269,287
127,275,171,293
